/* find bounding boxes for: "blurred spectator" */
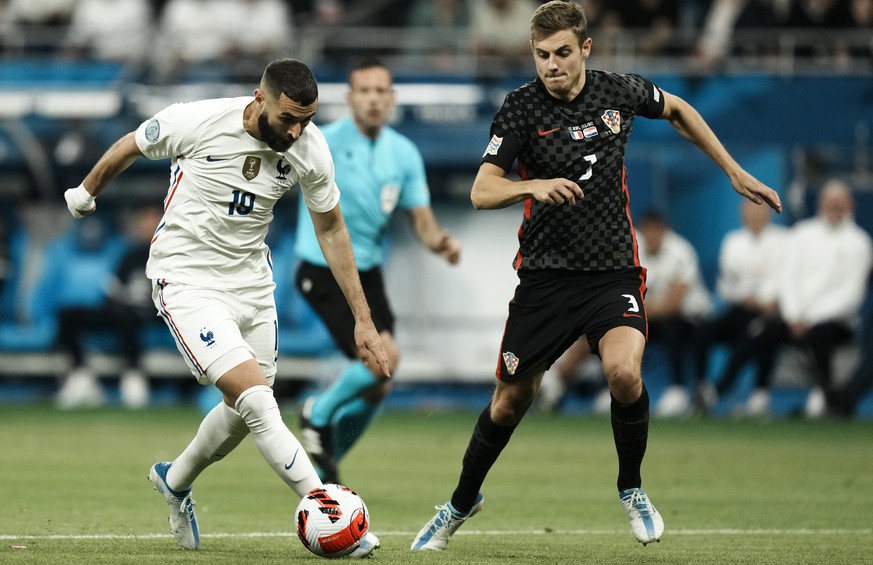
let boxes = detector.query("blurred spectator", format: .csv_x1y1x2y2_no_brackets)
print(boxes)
636,211,714,418
3,0,74,25
611,0,683,56
405,0,470,72
314,0,346,25
469,0,538,75
55,206,163,409
755,179,872,418
156,0,292,82
581,0,623,66
834,0,873,69
2,0,75,54
786,0,852,62
224,0,294,78
154,0,234,82
692,0,785,73
694,200,788,417
786,0,851,27
60,0,154,67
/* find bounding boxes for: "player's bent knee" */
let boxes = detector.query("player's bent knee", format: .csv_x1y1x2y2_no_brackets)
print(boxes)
603,364,642,401
235,384,279,433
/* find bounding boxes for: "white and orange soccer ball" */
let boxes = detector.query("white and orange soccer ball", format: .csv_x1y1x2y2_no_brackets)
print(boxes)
295,484,370,558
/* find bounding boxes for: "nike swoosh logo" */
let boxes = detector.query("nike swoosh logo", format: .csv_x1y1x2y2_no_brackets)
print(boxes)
354,509,368,534
206,155,229,162
284,449,299,470
623,312,642,318
537,128,560,137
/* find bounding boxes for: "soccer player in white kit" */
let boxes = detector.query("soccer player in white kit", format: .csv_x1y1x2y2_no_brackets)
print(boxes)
63,58,389,557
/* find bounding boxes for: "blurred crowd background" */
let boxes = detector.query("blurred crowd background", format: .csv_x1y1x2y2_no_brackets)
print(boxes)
0,0,872,418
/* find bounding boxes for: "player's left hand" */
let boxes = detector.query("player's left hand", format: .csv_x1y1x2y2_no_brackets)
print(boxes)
733,171,782,213
437,233,461,265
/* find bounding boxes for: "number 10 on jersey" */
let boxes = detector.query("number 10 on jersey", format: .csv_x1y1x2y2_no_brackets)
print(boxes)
229,190,256,215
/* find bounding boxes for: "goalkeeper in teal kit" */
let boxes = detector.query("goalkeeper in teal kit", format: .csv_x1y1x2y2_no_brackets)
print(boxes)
295,57,461,483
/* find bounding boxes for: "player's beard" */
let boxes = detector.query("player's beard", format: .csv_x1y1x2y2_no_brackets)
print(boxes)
258,113,294,152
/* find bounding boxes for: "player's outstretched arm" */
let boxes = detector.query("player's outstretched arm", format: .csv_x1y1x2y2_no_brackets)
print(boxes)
64,132,143,218
310,205,391,377
659,91,782,213
408,207,461,265
471,163,584,210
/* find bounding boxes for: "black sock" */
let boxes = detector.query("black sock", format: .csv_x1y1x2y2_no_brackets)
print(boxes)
611,384,650,492
450,405,517,514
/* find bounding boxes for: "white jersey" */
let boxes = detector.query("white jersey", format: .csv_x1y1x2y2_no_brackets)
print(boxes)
135,97,339,289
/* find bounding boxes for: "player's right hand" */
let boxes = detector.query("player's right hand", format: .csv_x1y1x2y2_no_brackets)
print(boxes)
535,178,584,206
354,322,391,378
64,184,96,218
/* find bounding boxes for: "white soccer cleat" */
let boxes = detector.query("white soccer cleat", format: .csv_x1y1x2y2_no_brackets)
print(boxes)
536,369,567,413
410,494,484,551
348,531,380,558
654,385,690,418
804,387,826,419
743,388,771,418
148,462,200,550
592,387,613,416
56,368,105,409
619,487,664,546
119,368,150,409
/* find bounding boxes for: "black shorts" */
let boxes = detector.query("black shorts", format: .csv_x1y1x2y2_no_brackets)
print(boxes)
496,267,648,382
295,261,395,359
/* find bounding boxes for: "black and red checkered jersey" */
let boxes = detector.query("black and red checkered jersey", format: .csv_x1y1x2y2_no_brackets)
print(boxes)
482,70,665,272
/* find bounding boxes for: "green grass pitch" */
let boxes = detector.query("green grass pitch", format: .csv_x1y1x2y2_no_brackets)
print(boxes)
2,404,871,563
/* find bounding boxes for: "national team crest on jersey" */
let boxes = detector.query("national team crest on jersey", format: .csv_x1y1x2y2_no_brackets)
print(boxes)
276,158,291,180
502,351,519,375
601,110,621,134
242,156,261,181
484,134,503,157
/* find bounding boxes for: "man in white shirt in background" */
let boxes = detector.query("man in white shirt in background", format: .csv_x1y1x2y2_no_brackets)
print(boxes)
637,211,713,418
694,199,788,416
761,179,872,417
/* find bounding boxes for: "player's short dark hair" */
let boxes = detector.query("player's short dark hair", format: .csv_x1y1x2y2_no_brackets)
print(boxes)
350,56,388,75
639,210,669,228
261,58,318,106
347,57,391,85
531,1,588,46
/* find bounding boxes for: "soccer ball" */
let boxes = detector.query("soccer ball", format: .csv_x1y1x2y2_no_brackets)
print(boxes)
295,484,370,558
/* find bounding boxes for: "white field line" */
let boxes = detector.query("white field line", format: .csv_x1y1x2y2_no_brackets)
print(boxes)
1,528,870,541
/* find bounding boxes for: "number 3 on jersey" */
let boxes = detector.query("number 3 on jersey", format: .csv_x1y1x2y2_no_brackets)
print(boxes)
623,294,640,313
229,189,256,215
579,154,597,181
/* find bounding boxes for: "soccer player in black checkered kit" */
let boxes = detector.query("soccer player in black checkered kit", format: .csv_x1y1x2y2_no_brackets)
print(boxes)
412,0,782,551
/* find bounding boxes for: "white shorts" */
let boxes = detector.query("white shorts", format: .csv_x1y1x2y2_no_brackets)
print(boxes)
152,281,278,385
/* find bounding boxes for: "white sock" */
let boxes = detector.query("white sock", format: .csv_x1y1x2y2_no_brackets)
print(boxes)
236,385,321,497
167,400,249,492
